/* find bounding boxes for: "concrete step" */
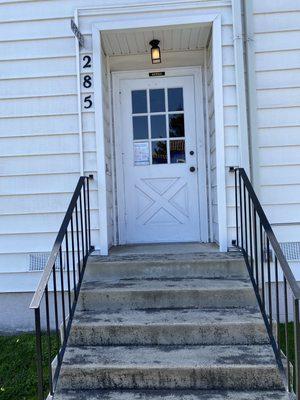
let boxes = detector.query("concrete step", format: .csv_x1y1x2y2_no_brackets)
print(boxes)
68,307,269,346
85,253,247,282
78,277,257,312
54,389,290,400
58,344,283,391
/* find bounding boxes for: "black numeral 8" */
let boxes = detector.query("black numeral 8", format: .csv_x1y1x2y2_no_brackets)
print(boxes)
83,75,92,88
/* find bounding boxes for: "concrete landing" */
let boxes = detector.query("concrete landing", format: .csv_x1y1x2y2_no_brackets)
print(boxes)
107,243,220,256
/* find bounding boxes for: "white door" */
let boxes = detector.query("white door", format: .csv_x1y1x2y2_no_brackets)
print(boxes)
117,74,204,244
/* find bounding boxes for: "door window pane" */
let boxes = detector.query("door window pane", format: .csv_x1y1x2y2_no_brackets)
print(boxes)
168,88,183,111
151,115,166,139
170,140,185,163
152,141,167,164
169,114,185,138
133,116,148,140
132,90,147,114
150,89,165,112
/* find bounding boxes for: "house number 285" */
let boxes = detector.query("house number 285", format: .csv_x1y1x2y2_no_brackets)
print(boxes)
82,55,93,109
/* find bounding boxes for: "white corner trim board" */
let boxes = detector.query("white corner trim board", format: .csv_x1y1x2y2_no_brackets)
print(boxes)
75,3,230,253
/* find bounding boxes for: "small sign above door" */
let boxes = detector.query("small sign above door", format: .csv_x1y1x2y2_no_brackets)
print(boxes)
149,72,165,77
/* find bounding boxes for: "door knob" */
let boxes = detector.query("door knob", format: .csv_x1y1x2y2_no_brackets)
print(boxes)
190,166,196,172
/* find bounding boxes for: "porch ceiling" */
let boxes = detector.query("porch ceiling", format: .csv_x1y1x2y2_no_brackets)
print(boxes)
101,23,211,57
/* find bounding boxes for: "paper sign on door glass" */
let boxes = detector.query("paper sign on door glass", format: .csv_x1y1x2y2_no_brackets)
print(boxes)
134,142,150,166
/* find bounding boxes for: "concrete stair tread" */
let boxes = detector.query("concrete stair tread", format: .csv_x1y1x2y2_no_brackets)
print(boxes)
72,307,264,327
81,277,252,292
84,253,247,282
61,344,277,368
54,389,290,400
88,252,243,264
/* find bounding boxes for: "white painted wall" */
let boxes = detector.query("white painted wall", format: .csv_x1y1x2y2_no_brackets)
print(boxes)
251,0,300,246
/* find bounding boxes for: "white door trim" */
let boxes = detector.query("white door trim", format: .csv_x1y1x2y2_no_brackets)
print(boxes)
112,67,208,245
92,10,227,253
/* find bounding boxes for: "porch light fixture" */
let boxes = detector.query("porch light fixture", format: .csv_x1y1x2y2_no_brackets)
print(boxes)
149,39,161,64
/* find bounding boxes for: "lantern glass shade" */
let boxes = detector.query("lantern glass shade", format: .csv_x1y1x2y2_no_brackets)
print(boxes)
150,40,161,64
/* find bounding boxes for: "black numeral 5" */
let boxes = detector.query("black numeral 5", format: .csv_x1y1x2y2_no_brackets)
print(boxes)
84,95,93,109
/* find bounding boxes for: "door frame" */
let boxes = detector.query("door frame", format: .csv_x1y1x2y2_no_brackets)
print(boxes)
92,10,228,253
112,67,209,245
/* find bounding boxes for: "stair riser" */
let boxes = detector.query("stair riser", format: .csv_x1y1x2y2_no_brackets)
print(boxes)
84,260,247,282
59,366,282,390
53,390,291,400
68,323,269,346
78,289,257,312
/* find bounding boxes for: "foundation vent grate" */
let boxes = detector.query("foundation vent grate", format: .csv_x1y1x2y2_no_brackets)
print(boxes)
279,242,300,262
29,252,63,272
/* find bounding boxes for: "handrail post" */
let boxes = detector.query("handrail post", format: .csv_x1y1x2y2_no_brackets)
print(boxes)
34,307,44,400
87,177,91,252
234,168,239,247
294,298,300,398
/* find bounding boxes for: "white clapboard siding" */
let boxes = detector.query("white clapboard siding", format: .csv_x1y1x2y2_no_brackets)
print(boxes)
0,210,99,235
255,31,300,53
259,126,300,147
0,132,96,156
254,11,300,33
256,69,300,90
0,229,100,255
257,107,300,128
260,146,300,167
253,0,300,14
224,125,238,146
0,95,78,118
0,153,96,175
257,87,300,108
223,65,236,86
260,165,300,186
0,76,77,99
256,50,300,72
0,37,75,61
0,57,76,79
0,191,99,215
261,185,300,205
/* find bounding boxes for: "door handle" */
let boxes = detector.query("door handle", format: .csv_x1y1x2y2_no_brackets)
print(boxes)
190,166,196,172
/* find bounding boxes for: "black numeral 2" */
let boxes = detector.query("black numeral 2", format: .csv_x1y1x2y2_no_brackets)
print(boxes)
83,55,92,68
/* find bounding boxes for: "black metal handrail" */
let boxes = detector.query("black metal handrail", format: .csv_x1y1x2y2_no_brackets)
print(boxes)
234,167,300,397
29,176,93,400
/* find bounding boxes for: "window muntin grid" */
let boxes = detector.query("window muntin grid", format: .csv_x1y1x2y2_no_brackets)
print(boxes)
131,87,186,165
